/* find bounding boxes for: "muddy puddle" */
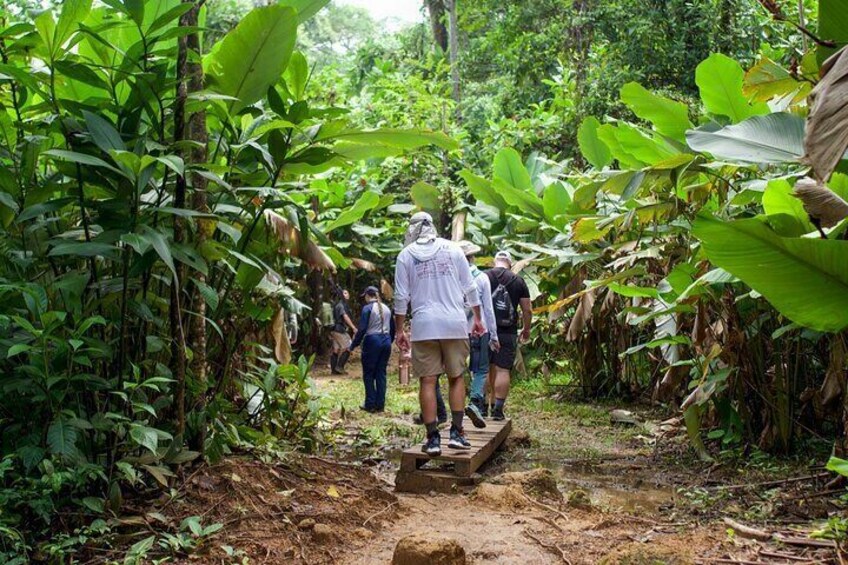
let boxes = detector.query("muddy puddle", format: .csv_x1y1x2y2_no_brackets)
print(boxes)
493,456,676,515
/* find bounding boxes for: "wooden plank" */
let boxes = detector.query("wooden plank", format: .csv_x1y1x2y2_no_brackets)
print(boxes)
395,470,482,494
464,418,511,476
398,418,513,477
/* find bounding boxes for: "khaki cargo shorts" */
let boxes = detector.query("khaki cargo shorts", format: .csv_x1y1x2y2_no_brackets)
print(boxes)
330,331,351,352
412,339,470,379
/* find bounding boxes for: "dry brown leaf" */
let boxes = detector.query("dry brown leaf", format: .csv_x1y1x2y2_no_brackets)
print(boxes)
350,257,377,271
511,255,536,275
380,278,394,301
792,176,848,228
264,210,336,272
821,335,846,406
804,46,848,180
451,211,466,241
549,268,587,322
566,288,596,342
271,307,292,365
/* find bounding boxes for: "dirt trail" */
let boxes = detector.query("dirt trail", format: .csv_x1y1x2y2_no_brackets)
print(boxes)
347,494,557,564
300,357,843,564
312,361,724,564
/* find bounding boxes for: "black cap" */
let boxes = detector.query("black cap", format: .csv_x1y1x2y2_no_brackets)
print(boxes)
361,286,379,297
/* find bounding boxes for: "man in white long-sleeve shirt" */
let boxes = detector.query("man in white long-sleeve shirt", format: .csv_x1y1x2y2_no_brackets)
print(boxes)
394,212,487,456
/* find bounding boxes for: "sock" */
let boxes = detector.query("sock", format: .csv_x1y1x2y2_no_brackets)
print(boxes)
451,410,464,430
425,421,439,436
495,398,506,411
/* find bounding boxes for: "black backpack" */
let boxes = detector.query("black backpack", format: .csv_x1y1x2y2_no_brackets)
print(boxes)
489,270,517,328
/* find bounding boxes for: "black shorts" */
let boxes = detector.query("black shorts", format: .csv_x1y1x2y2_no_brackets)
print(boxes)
491,332,518,370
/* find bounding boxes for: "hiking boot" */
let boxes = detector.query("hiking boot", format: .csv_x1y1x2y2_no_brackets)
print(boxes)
492,405,505,421
470,396,487,417
464,404,487,429
448,427,471,450
360,405,377,414
422,432,441,456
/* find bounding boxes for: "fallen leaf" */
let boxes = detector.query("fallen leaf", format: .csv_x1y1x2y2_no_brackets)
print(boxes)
326,485,341,498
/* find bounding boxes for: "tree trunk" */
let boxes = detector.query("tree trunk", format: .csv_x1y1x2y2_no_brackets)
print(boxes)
171,1,190,436
424,0,448,52
444,0,461,122
181,0,210,452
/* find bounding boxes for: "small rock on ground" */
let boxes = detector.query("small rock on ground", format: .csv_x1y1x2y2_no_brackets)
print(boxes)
610,409,639,426
312,523,334,543
297,518,316,530
392,533,467,565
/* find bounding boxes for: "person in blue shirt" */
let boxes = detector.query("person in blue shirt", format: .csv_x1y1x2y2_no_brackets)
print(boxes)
348,286,395,413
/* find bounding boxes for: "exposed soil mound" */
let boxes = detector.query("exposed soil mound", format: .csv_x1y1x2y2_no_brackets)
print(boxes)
103,456,397,564
471,482,531,509
491,468,561,500
392,533,467,565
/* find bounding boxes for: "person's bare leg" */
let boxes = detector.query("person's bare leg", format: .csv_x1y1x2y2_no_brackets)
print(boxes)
494,367,511,400
447,374,465,412
487,364,497,406
420,375,438,423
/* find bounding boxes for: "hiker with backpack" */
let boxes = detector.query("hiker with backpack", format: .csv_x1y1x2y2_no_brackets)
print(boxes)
458,241,500,417
394,212,487,457
348,286,394,413
486,251,532,420
330,288,357,375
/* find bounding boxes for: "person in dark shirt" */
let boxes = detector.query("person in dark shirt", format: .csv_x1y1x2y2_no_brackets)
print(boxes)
330,289,357,374
348,286,395,412
486,251,532,420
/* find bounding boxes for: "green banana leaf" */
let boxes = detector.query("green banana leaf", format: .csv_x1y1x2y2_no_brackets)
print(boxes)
205,5,298,115
686,113,804,164
693,214,848,332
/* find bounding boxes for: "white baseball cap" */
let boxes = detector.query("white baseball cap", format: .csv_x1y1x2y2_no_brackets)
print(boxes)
494,250,512,266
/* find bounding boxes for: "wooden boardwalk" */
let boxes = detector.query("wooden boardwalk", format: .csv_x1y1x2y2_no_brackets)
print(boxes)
395,417,512,493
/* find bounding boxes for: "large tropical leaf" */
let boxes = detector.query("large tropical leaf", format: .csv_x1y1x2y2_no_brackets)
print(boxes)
804,46,848,180
597,123,678,167
493,148,533,191
47,418,79,459
686,113,804,164
410,181,440,211
542,182,571,228
279,0,330,23
819,0,848,62
577,117,612,169
762,179,815,236
205,5,298,114
493,178,544,218
36,0,91,59
459,169,508,211
620,82,692,142
695,53,769,123
693,214,848,332
744,56,810,103
320,128,458,151
324,191,380,232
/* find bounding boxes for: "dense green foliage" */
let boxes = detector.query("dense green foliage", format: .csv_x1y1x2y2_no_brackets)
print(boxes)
2,0,848,561
0,0,455,560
